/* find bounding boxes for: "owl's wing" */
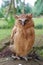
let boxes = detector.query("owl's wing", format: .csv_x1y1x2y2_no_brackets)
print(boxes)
10,26,17,44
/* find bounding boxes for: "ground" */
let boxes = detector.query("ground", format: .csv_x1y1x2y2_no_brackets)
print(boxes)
0,57,43,65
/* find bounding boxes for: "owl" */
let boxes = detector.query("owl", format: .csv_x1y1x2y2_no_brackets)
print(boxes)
9,14,35,60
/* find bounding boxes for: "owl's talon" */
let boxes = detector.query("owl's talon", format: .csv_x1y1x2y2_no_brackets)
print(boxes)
22,57,28,61
11,55,16,59
11,55,20,60
16,56,20,60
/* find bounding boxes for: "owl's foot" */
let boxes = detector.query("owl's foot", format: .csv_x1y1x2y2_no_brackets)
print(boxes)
11,54,20,60
22,56,28,61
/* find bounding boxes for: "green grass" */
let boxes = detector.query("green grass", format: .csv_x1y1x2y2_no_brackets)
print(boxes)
0,29,11,41
33,17,43,26
37,49,43,57
0,19,8,27
35,29,43,35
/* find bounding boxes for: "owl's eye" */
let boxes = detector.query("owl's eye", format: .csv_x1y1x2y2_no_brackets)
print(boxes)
18,20,22,24
25,19,29,23
19,20,21,22
25,19,28,22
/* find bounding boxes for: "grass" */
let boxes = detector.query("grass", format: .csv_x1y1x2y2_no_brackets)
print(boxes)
35,29,43,35
0,29,11,41
33,17,43,26
37,49,43,57
0,18,8,27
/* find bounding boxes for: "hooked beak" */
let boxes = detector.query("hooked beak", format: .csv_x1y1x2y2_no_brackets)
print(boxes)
22,21,25,26
19,18,26,26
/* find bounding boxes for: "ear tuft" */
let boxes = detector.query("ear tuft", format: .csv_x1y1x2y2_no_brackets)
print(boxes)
27,14,32,19
29,14,32,18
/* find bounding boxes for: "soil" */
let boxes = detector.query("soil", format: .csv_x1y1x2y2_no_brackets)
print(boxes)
0,57,43,65
0,47,43,65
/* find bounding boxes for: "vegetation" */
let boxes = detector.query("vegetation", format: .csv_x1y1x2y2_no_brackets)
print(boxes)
33,17,43,29
0,29,11,41
33,0,43,16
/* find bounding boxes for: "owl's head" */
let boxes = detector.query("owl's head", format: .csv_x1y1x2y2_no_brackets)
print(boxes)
15,14,33,26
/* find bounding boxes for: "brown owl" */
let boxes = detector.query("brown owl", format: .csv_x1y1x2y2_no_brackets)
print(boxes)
9,14,35,60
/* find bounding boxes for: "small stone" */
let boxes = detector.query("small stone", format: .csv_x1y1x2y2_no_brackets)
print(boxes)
18,64,22,65
5,58,9,60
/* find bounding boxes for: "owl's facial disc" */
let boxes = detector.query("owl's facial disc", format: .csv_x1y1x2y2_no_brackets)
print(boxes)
15,14,32,26
19,18,28,26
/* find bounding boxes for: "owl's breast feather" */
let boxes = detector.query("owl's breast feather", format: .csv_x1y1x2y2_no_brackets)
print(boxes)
12,27,35,56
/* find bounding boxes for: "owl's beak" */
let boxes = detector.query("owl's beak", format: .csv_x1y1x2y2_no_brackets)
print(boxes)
19,19,26,26
22,21,25,26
